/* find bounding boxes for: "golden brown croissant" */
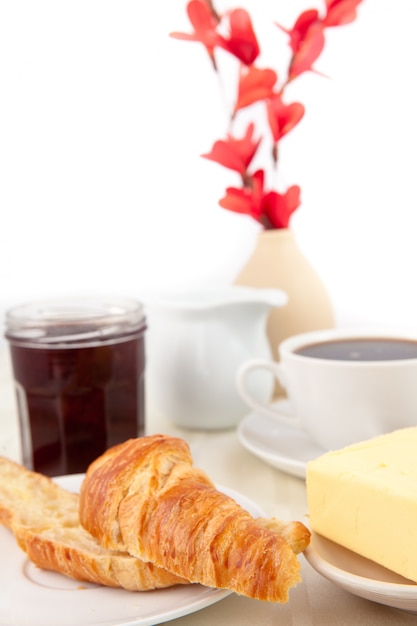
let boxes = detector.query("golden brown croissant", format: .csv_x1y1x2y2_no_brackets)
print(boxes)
79,434,310,603
256,517,311,556
0,456,187,590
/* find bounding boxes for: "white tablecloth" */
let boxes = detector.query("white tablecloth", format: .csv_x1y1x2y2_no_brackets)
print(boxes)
0,350,416,625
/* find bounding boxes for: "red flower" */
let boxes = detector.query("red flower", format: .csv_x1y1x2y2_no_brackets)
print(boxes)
172,0,363,230
219,170,301,229
277,10,318,54
219,170,265,222
201,123,261,175
266,93,305,143
277,10,325,81
324,0,363,27
170,0,222,66
262,185,301,229
219,8,260,65
235,66,277,113
170,3,260,68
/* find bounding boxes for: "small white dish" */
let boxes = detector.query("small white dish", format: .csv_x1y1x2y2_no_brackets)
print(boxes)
237,400,326,479
0,474,265,626
304,532,417,613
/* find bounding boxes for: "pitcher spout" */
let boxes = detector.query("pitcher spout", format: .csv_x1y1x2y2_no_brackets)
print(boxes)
142,285,287,314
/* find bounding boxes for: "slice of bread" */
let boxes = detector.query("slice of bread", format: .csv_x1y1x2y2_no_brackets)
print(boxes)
0,456,188,590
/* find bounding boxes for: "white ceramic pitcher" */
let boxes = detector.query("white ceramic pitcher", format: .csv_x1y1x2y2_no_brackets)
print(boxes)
145,286,287,429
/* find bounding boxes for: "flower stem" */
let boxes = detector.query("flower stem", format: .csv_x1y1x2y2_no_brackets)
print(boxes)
206,0,220,22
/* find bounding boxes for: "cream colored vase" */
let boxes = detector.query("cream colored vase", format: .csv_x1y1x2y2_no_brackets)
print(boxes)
234,229,335,397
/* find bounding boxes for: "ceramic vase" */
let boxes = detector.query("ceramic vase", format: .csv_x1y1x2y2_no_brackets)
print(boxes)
234,229,335,397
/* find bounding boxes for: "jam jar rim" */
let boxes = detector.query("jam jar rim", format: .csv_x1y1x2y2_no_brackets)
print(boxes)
4,296,146,346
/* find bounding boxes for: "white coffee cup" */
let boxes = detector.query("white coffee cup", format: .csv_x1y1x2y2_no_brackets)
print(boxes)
236,328,417,450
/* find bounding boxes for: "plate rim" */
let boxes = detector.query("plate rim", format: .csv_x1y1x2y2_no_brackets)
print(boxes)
237,400,325,479
304,531,417,608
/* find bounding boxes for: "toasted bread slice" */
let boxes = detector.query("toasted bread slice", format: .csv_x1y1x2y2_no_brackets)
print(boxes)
0,456,188,590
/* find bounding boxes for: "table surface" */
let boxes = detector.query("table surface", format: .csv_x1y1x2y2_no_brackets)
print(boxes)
0,350,416,626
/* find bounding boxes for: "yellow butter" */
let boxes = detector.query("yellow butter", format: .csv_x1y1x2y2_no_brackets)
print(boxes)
306,427,417,582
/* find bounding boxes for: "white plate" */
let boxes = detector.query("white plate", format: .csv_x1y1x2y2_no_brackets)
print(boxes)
304,532,417,613
0,474,265,626
237,400,326,479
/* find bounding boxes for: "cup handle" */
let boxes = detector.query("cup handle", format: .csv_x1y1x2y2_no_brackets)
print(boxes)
236,359,302,429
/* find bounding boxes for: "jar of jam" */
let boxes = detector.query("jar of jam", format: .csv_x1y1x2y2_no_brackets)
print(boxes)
5,297,146,476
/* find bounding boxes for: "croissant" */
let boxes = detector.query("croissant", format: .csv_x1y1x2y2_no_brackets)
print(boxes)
79,434,310,603
0,456,187,590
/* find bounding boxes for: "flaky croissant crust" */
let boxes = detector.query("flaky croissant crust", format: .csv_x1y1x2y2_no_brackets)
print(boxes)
0,455,187,590
80,434,310,603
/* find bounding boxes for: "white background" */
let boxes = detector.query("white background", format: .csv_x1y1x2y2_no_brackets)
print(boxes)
1,0,416,342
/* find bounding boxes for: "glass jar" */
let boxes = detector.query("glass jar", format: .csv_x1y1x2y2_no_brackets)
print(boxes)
5,297,146,476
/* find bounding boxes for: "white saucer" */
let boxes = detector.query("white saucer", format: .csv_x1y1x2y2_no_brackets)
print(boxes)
0,475,266,626
304,532,417,613
237,399,326,479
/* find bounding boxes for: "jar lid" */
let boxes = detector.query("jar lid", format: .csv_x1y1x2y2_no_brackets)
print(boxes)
5,297,146,346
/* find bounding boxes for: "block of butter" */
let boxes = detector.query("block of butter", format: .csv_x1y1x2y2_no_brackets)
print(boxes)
306,427,417,582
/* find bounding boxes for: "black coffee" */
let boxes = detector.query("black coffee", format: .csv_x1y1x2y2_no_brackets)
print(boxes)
294,338,417,361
